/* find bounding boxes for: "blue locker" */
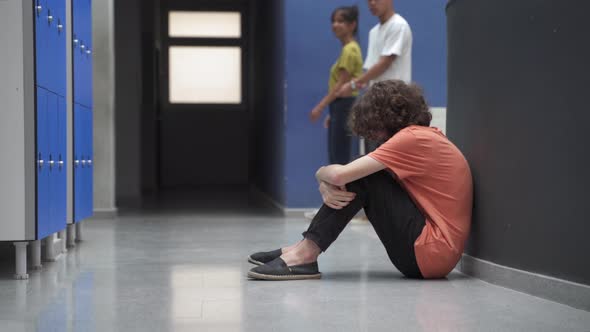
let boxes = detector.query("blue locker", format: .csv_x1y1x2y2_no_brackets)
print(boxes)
74,103,81,222
72,0,82,105
35,0,49,89
39,90,56,239
74,0,91,108
86,106,93,217
36,87,50,239
56,96,67,226
84,0,92,108
84,106,93,218
72,0,79,103
84,48,91,108
73,106,77,223
78,46,87,107
83,107,90,219
42,0,64,96
80,105,86,220
72,0,93,221
81,106,88,219
54,0,67,97
39,91,66,238
47,0,66,96
47,91,59,236
73,41,80,104
45,0,57,93
81,49,87,107
74,103,89,222
80,106,87,219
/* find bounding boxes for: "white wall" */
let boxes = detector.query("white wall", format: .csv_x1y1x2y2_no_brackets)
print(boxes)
92,0,117,216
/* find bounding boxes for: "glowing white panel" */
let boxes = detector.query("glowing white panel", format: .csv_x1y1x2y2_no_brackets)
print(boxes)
169,46,242,104
169,11,241,38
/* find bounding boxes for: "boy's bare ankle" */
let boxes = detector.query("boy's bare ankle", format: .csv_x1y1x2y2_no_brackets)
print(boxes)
281,247,319,266
281,241,304,254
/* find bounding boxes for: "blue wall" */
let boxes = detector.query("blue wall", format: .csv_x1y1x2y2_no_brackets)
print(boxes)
396,0,447,106
284,0,447,208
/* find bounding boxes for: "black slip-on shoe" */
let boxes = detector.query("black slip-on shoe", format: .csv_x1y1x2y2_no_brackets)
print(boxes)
247,257,321,280
247,249,282,265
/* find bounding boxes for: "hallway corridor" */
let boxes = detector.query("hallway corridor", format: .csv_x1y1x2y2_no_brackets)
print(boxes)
0,207,589,331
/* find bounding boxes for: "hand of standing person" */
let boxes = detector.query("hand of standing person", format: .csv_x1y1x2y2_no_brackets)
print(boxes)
309,104,324,123
337,79,367,97
336,82,354,98
323,115,331,129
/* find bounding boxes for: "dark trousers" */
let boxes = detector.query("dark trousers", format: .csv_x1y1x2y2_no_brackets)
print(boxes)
302,171,426,278
328,97,356,165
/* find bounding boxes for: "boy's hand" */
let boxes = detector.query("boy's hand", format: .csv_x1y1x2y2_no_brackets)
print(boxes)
318,181,356,209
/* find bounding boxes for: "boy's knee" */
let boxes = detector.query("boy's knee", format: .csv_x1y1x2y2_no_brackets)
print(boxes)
346,175,370,205
345,180,363,194
345,170,395,196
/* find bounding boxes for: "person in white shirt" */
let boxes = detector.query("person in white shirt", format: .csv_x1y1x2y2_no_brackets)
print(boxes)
338,0,413,153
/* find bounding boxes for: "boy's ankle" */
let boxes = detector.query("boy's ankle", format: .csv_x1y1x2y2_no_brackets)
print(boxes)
281,250,318,266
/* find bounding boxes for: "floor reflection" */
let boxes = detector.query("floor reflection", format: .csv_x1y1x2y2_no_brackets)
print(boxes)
0,207,587,332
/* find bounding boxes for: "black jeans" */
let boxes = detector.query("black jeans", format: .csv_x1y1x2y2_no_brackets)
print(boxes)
328,97,356,165
302,171,426,278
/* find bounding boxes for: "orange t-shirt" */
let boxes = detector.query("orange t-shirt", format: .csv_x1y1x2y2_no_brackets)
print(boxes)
368,125,473,278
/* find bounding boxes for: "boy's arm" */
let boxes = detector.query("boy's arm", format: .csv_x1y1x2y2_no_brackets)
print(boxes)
316,155,387,187
356,55,396,86
337,55,395,96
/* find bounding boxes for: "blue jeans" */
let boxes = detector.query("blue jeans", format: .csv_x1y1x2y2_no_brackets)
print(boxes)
328,97,356,164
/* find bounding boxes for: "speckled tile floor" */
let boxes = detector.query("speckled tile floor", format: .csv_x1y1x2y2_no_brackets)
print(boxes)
0,191,588,332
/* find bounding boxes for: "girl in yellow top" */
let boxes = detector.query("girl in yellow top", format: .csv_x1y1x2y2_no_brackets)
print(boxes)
310,5,364,165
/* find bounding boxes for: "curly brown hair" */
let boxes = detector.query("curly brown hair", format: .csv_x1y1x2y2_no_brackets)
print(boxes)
348,80,432,142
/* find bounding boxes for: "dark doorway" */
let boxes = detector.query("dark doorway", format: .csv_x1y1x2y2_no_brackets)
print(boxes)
115,0,285,208
157,0,250,189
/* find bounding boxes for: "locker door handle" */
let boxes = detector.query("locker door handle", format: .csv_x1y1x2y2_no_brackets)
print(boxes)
48,155,54,170
74,159,80,168
38,153,44,169
86,50,91,55
88,159,93,166
57,19,63,34
81,159,87,167
47,15,53,24
73,39,79,47
36,4,42,16
58,155,64,170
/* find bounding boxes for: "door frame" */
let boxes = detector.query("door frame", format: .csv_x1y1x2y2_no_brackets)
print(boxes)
155,0,251,188
158,0,249,112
